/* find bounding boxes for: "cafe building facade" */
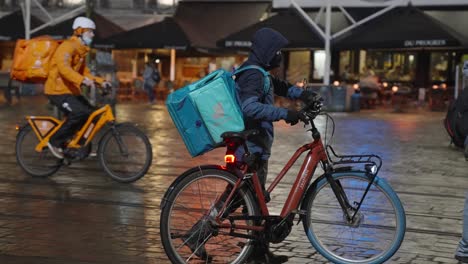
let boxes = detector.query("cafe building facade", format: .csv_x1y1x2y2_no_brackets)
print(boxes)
1,0,467,103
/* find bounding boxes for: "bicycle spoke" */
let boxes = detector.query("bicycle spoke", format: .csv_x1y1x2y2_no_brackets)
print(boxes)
163,171,257,264
306,174,402,263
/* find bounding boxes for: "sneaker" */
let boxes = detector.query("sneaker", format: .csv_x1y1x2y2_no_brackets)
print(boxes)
47,142,64,159
246,244,289,264
182,219,213,260
455,255,468,263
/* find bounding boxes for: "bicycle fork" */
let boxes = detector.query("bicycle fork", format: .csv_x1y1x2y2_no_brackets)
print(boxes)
111,126,129,156
325,168,377,223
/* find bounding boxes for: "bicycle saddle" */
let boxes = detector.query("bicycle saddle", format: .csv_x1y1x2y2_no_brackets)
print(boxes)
221,130,259,140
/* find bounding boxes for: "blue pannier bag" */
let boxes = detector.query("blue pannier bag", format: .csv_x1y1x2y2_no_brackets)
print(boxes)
166,65,269,157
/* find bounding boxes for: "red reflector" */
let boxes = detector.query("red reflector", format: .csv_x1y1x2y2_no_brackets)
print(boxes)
224,154,235,164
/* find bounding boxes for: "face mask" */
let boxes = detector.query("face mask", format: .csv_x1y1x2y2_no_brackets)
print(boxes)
81,31,94,46
267,51,282,70
82,36,93,46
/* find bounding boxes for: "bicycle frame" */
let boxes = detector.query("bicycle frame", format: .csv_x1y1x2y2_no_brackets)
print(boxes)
215,119,382,236
28,104,115,152
215,132,329,233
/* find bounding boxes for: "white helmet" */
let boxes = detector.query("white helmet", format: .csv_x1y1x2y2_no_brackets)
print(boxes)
72,17,96,30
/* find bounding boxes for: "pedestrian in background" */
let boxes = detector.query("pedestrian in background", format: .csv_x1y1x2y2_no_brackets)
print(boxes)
143,61,160,104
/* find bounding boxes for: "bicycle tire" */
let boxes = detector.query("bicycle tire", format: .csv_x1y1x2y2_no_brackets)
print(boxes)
16,124,61,177
98,123,152,183
302,172,406,264
160,168,260,264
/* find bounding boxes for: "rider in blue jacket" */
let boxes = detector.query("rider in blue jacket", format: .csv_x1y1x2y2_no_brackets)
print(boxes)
183,27,317,263
235,27,316,189
234,27,317,263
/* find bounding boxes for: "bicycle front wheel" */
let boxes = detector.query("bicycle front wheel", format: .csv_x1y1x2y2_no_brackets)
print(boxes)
16,124,61,177
302,172,406,264
160,168,259,264
98,123,152,183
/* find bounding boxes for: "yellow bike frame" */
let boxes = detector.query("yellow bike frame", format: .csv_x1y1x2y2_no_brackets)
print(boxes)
27,104,115,152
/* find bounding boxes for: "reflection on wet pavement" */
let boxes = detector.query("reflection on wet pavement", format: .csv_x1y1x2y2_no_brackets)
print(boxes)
0,97,466,263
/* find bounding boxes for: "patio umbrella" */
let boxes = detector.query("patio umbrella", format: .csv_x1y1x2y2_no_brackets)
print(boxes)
32,12,123,45
105,17,189,50
0,10,43,41
174,1,270,50
218,9,323,49
333,6,465,49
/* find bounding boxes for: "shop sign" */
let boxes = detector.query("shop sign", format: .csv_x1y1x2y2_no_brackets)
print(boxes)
225,40,252,47
163,45,187,50
404,39,447,47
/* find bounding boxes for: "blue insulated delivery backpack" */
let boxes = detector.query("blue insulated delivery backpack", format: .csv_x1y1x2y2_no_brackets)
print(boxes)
166,65,270,157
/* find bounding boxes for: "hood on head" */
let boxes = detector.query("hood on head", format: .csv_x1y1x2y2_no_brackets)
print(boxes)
249,27,288,68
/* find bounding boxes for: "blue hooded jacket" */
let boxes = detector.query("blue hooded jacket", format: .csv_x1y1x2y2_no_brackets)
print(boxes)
235,28,304,160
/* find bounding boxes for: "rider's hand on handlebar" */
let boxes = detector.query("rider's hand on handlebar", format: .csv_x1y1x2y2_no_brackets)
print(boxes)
285,110,308,126
81,77,94,87
299,90,319,106
101,81,113,96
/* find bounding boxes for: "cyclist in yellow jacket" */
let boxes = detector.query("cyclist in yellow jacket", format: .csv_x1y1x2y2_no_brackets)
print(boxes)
45,16,109,159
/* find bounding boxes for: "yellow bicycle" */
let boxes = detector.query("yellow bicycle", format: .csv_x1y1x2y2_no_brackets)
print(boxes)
15,86,153,183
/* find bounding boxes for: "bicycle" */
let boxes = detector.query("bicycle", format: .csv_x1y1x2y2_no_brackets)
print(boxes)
160,99,406,263
15,83,153,183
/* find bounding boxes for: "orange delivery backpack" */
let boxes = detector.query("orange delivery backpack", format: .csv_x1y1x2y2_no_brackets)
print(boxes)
10,36,60,83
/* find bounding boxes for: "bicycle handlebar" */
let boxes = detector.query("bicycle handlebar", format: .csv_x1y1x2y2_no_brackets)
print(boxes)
82,81,113,96
299,97,324,125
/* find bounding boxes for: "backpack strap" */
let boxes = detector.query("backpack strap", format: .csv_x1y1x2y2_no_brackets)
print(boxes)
233,65,271,96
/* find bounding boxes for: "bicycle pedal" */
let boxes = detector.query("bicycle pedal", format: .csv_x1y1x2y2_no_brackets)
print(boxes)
291,210,307,225
291,209,307,216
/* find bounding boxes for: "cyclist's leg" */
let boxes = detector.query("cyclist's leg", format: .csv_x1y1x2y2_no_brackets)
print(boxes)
247,158,288,264
182,184,240,259
455,193,468,261
48,95,91,148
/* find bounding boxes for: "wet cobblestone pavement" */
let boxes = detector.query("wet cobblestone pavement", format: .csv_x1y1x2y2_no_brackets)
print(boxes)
0,97,467,264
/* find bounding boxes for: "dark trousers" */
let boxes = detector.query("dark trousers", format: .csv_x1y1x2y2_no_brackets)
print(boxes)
4,79,20,105
257,159,269,188
48,95,93,148
144,83,155,102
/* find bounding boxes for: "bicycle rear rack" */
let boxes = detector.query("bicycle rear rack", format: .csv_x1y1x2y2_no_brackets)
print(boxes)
326,145,382,175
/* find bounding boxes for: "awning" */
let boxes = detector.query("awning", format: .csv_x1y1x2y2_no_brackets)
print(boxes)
333,6,465,49
425,10,468,47
218,9,323,49
0,10,43,41
32,12,123,45
174,1,270,49
105,17,190,50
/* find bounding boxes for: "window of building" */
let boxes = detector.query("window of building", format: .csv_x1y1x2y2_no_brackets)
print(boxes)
287,50,311,82
157,0,177,8
363,51,416,82
313,50,325,81
430,52,449,82
339,50,357,81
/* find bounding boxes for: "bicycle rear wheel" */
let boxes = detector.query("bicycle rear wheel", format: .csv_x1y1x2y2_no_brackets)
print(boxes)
16,124,61,177
160,168,259,264
98,123,152,183
302,172,405,264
